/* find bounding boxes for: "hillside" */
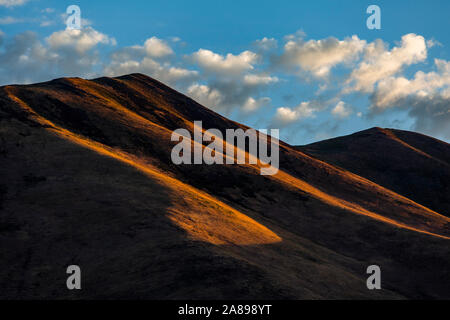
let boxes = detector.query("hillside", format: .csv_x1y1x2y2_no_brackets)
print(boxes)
297,127,450,217
1,74,449,299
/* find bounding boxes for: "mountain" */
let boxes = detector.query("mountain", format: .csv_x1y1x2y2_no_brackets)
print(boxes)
1,73,449,299
297,127,450,217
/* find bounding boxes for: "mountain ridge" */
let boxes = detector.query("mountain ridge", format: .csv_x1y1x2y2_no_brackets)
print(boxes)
1,74,449,299
297,126,450,217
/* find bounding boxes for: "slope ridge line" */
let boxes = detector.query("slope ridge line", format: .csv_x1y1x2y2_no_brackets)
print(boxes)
381,128,450,167
4,87,449,240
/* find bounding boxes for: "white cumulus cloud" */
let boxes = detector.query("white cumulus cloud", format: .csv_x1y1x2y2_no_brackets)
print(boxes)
273,101,319,125
277,35,366,78
47,27,115,54
242,97,271,113
187,83,223,108
191,49,259,75
331,101,352,118
143,36,173,58
372,58,450,109
345,34,428,93
368,59,450,139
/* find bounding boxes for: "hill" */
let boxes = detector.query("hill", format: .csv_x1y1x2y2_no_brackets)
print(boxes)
297,127,450,217
1,74,449,299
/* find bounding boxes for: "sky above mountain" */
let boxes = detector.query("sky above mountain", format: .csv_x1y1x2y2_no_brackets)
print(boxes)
1,0,449,144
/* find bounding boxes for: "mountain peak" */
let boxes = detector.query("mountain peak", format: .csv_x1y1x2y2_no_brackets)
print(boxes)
2,75,450,299
298,126,450,217
115,72,155,81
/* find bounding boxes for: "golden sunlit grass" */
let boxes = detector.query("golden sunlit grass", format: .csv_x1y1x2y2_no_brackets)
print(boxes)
173,118,450,239
7,92,282,246
272,170,450,239
3,74,450,299
5,79,449,242
59,129,282,245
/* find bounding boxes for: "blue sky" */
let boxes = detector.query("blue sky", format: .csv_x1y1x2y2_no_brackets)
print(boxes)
1,0,449,144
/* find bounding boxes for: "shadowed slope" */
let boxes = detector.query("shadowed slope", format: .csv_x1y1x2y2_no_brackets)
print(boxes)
3,75,449,237
1,74,450,299
0,102,399,299
297,127,450,217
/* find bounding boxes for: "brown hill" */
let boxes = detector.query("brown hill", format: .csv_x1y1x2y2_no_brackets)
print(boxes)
1,74,449,299
297,127,450,217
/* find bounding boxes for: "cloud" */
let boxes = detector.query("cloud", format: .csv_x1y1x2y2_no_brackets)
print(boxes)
187,83,223,108
186,50,277,114
0,27,116,85
105,57,198,84
104,37,197,86
272,101,320,126
143,36,173,58
1,25,447,141
105,57,198,85
368,59,450,139
59,12,93,29
0,28,193,88
40,21,53,27
254,37,277,51
0,31,56,84
426,39,442,48
0,16,23,24
331,101,352,118
47,27,116,54
275,34,366,78
0,0,27,7
371,58,450,109
283,29,306,41
41,8,55,14
243,74,279,85
407,94,450,139
242,97,271,113
185,76,276,115
190,49,259,76
345,34,428,93
185,73,279,115
109,45,144,62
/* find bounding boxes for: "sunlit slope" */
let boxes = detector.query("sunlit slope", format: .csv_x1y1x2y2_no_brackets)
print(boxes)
3,74,449,238
0,101,401,299
297,127,450,217
1,74,450,299
1,90,282,246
